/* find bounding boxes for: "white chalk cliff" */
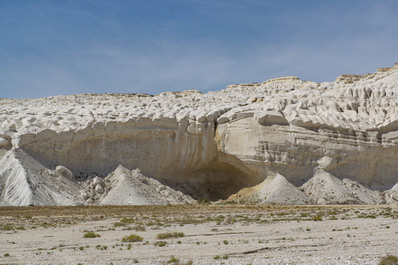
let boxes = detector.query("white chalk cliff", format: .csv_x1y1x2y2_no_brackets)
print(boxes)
1,63,398,205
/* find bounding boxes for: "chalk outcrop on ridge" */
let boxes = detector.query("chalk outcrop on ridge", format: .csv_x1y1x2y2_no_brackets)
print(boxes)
1,63,398,205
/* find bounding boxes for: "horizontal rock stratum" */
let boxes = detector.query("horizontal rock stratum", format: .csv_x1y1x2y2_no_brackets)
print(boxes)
1,63,398,206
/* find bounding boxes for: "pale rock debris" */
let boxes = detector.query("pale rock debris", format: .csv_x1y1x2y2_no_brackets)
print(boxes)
55,165,74,180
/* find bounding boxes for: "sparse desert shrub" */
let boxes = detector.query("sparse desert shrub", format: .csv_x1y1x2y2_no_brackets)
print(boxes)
4,253,10,257
40,222,53,228
197,197,209,204
154,241,167,247
312,213,323,221
120,217,135,223
156,232,185,239
379,255,398,265
83,231,100,238
213,255,220,260
167,256,179,263
95,245,108,250
114,217,135,227
121,234,143,242
132,225,146,231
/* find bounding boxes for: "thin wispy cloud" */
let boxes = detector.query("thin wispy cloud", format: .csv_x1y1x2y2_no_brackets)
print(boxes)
0,0,397,99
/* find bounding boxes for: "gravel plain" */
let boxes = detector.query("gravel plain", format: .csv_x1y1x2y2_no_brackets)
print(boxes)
0,205,397,265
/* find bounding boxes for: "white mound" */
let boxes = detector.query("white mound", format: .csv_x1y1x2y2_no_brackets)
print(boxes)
301,170,383,205
228,173,310,204
0,150,195,206
99,165,194,205
0,149,82,206
384,183,398,204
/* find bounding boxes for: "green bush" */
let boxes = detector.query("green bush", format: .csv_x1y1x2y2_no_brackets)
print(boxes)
197,197,209,204
83,231,100,238
154,241,167,247
312,213,323,221
379,255,398,265
121,234,143,242
157,232,185,239
114,217,135,227
167,256,179,264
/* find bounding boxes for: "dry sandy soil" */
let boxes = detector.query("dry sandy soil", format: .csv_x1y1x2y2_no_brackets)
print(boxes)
0,204,397,265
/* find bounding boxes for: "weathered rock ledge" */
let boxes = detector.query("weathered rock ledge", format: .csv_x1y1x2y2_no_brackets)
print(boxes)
1,63,398,205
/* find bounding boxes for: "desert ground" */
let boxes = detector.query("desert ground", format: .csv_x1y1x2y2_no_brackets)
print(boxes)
0,204,397,265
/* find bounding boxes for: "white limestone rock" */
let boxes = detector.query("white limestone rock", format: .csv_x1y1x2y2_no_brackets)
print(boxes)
255,111,288,126
99,165,194,205
95,184,104,194
301,170,383,205
228,173,310,204
55,165,74,180
384,183,398,204
0,135,11,149
0,149,82,206
1,63,398,205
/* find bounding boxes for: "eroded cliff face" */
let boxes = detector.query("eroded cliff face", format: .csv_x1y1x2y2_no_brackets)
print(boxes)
217,117,398,190
1,63,398,205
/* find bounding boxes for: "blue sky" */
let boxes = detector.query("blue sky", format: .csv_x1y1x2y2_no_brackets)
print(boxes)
1,0,398,99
